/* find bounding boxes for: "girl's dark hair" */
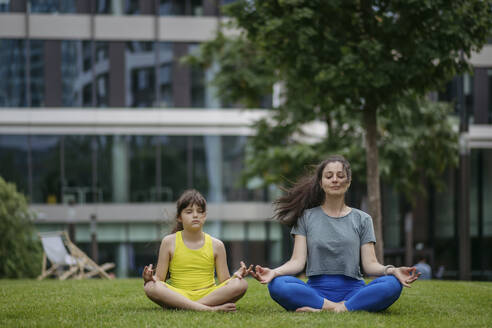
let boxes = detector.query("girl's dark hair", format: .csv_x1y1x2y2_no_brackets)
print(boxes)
273,155,352,227
171,189,207,233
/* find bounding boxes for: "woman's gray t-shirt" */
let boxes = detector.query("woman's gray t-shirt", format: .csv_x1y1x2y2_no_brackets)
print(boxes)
291,207,376,280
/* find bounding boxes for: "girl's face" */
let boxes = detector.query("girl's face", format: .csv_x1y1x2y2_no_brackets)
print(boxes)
178,203,206,231
320,161,350,196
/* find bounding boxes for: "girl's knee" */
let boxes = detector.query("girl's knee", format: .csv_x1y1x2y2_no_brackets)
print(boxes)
144,281,157,298
224,277,248,298
230,278,248,296
144,281,166,299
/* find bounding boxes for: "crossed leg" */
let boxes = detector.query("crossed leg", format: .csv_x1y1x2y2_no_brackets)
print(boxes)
197,277,248,306
268,275,345,312
268,275,402,313
144,278,248,312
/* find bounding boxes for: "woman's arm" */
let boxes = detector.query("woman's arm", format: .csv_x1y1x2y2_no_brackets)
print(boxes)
252,234,307,284
360,242,420,287
213,239,231,283
154,235,173,281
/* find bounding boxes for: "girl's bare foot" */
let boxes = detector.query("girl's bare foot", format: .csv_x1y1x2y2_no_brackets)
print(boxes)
211,303,236,312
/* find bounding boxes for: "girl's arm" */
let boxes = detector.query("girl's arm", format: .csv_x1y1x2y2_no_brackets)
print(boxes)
213,239,231,283
360,242,420,287
154,234,174,282
252,234,307,284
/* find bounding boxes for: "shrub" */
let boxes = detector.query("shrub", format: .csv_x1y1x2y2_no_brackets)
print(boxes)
0,177,42,278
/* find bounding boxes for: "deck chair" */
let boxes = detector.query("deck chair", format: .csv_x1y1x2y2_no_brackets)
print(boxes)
38,231,115,280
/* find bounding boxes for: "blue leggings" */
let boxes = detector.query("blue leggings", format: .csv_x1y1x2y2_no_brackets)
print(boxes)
268,274,402,312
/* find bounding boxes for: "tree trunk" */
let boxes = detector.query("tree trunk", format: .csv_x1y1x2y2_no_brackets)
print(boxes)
363,105,384,263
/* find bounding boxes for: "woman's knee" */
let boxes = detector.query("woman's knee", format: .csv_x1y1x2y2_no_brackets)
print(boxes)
382,275,403,297
267,276,283,295
388,276,403,290
268,276,295,298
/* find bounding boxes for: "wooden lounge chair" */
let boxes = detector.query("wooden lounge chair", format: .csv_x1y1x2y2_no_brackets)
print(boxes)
38,231,115,280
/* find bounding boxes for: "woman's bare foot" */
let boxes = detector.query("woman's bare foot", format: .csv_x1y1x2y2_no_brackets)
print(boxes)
333,301,347,313
297,300,348,313
296,306,321,312
211,303,236,312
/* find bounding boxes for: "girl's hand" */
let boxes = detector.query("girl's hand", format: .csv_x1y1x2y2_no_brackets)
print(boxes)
233,261,253,279
391,266,421,287
250,265,276,284
143,264,157,285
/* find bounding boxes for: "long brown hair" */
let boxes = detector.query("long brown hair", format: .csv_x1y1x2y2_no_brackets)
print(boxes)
273,155,352,227
171,189,207,233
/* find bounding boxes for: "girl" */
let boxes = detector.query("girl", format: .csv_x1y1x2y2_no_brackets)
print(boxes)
143,189,252,312
251,155,420,312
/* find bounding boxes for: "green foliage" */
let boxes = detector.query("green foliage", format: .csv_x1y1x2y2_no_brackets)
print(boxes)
379,97,459,203
0,177,42,278
0,279,491,327
241,96,459,205
240,106,366,188
189,0,491,208
227,0,492,108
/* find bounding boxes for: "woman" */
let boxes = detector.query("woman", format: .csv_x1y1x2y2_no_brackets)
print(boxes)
143,189,252,312
251,155,420,312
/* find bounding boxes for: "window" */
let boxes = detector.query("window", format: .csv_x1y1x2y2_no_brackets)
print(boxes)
0,39,26,107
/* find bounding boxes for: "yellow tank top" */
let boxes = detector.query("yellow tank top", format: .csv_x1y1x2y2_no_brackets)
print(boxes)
168,231,215,290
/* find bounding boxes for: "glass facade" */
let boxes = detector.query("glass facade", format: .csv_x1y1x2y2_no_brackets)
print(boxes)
62,41,93,107
30,0,76,13
0,38,214,109
432,168,458,277
158,43,173,107
63,135,98,203
489,69,492,123
438,73,473,123
30,135,61,203
0,135,29,195
0,0,228,15
159,0,183,15
470,149,492,279
30,40,44,107
159,0,205,16
95,42,109,107
126,42,155,107
0,134,262,204
96,0,138,15
0,0,10,12
0,39,26,107
189,44,206,108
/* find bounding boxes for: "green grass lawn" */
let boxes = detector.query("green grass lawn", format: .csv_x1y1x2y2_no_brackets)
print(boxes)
1,278,491,328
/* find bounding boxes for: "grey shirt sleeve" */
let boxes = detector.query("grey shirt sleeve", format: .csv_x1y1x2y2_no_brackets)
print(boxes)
291,212,307,236
360,215,376,245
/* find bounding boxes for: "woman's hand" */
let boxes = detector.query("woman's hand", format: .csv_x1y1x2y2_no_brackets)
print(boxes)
233,261,253,279
143,264,157,285
390,266,420,287
250,265,277,284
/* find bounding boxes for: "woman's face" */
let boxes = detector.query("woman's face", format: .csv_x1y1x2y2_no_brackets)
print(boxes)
178,203,207,231
320,161,350,196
